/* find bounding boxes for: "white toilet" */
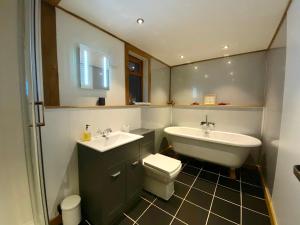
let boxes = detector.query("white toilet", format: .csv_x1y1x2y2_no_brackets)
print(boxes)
142,153,182,200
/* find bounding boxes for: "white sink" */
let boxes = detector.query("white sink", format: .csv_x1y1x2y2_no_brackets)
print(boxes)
77,131,143,152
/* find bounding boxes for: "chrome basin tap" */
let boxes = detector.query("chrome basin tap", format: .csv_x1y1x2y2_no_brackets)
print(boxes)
96,128,112,138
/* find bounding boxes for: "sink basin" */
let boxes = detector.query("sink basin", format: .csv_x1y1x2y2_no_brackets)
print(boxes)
77,131,143,152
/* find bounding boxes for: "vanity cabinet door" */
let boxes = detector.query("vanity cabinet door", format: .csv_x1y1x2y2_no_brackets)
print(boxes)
126,157,143,203
102,163,126,225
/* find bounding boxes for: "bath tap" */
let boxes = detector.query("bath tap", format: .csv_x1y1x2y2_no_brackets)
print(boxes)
200,115,215,134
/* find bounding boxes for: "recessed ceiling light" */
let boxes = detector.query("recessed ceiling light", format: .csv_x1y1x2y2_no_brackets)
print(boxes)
180,55,184,59
204,74,209,79
223,45,229,50
194,66,198,70
227,61,231,64
136,18,144,24
229,72,234,76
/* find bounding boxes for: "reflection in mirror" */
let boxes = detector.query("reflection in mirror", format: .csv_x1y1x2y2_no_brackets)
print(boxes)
79,44,109,90
128,55,143,103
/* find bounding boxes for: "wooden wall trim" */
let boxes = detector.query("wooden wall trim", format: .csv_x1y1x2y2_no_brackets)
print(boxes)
171,49,266,68
267,0,293,49
257,166,278,225
41,2,60,106
42,0,61,6
49,214,62,225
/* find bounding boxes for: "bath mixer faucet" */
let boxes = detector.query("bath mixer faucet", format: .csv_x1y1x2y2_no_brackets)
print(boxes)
200,115,215,134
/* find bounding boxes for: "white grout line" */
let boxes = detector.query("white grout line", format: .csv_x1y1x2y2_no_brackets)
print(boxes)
240,175,243,225
174,179,191,187
168,168,203,225
210,212,239,225
123,213,137,223
133,198,157,225
204,172,220,225
242,206,269,217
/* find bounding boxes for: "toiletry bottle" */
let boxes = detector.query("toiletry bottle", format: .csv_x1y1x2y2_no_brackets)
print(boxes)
81,124,91,141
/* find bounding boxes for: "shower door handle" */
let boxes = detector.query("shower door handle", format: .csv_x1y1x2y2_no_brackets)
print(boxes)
35,101,45,127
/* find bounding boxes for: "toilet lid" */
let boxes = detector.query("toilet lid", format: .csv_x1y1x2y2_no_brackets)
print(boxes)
143,154,181,174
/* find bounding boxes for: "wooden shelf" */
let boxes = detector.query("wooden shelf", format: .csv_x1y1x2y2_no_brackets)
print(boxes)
172,104,263,109
45,105,172,109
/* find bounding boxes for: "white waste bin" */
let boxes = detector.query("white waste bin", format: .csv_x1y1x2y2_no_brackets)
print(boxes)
61,195,81,225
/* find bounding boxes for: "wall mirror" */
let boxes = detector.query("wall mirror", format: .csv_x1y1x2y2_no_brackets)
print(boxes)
79,44,110,90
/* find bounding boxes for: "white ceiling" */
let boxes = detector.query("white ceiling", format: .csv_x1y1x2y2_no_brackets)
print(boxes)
59,0,289,66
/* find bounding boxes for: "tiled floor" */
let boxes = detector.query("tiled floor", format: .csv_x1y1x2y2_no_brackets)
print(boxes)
116,156,271,225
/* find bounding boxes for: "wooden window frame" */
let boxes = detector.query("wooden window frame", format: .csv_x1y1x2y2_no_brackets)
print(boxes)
125,43,151,105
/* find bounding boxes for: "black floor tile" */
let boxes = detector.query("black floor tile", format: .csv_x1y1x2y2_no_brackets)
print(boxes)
126,198,150,220
242,194,268,214
199,170,219,183
241,167,262,186
211,198,240,224
218,176,240,191
174,181,189,198
171,218,187,225
154,195,182,215
176,201,208,225
193,178,216,194
113,215,134,225
215,185,240,205
176,172,195,185
141,190,156,202
207,214,236,225
242,208,271,225
203,162,222,174
242,183,264,198
187,159,205,169
186,188,213,210
137,205,173,225
182,165,200,176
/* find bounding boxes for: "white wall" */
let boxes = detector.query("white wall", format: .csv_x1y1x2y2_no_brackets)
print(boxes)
171,51,266,105
41,107,141,218
261,19,286,193
0,0,34,225
151,59,170,105
272,1,300,224
56,8,125,106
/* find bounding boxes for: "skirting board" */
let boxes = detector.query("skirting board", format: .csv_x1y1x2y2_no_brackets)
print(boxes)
49,214,62,225
257,165,278,225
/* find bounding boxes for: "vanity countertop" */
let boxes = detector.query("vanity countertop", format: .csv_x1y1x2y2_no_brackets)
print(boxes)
130,128,154,136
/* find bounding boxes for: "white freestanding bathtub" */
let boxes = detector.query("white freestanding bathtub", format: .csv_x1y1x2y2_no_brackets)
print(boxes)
164,126,261,168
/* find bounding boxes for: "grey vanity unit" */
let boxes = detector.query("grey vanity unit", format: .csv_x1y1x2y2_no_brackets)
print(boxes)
78,129,155,225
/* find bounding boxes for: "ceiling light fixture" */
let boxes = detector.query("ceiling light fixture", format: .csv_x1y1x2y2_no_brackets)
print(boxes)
136,18,144,24
180,55,184,59
194,66,198,70
227,61,231,64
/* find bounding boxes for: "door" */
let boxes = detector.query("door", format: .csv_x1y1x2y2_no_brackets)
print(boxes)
21,0,49,224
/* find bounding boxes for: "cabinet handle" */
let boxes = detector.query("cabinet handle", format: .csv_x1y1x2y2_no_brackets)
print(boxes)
131,161,139,166
111,171,121,178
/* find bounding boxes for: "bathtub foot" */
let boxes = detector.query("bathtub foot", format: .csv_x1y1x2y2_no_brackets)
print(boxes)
229,168,236,180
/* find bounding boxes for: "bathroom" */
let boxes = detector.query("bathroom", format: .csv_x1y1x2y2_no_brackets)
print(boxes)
1,0,300,225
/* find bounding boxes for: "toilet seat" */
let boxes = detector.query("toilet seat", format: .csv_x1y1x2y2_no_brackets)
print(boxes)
143,153,181,175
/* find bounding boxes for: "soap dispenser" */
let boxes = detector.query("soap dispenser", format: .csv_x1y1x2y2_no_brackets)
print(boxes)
81,124,91,141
